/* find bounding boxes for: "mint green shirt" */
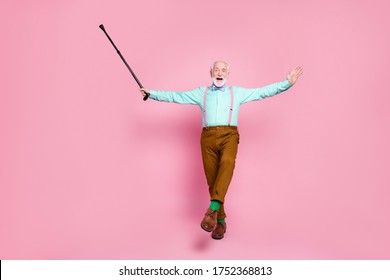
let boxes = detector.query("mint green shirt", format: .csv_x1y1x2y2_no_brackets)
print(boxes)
149,80,292,127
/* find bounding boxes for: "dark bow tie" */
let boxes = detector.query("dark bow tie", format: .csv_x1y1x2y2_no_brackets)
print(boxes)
212,85,225,91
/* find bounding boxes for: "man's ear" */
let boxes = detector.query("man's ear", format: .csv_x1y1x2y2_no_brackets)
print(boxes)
210,70,213,77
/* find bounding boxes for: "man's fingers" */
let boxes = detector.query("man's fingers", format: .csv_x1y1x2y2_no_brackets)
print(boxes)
287,66,303,85
139,88,147,96
292,66,303,77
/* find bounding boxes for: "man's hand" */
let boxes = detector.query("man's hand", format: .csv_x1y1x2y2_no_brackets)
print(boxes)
139,88,150,97
287,66,303,85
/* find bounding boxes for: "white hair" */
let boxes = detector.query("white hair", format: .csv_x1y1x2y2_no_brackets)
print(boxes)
210,61,230,73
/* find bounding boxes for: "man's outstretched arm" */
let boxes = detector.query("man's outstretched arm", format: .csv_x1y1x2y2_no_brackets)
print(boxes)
139,87,203,105
238,66,303,104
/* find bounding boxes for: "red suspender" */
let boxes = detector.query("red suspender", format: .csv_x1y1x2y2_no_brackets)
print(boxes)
228,87,234,126
203,87,209,127
203,87,234,127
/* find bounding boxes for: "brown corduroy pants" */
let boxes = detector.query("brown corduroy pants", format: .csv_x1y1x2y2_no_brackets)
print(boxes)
200,126,240,220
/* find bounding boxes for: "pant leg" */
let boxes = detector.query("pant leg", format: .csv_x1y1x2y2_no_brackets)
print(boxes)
210,129,239,203
201,129,219,198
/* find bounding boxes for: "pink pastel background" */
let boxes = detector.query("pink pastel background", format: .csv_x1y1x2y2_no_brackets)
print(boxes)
1,0,390,259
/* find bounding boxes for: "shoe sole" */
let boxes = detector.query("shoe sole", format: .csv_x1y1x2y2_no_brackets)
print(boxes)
212,235,224,240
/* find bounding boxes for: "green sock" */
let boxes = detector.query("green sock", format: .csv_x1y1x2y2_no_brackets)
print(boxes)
210,200,221,211
217,219,226,224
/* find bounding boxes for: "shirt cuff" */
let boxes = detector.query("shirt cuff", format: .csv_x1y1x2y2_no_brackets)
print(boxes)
148,89,158,99
283,79,292,89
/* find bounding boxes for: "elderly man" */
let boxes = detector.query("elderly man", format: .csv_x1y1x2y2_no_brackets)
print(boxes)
140,61,303,240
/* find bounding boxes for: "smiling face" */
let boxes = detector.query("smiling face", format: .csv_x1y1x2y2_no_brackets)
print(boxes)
210,61,229,87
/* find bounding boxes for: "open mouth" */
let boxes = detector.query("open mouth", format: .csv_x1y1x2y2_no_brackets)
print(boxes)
216,77,223,81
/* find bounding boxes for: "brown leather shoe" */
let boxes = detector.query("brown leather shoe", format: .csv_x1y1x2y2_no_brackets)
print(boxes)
212,223,227,240
200,208,218,232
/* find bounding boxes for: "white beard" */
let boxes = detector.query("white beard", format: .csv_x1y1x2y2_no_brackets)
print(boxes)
212,77,227,87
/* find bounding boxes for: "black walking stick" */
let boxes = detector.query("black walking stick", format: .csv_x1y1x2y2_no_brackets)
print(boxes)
99,24,149,101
